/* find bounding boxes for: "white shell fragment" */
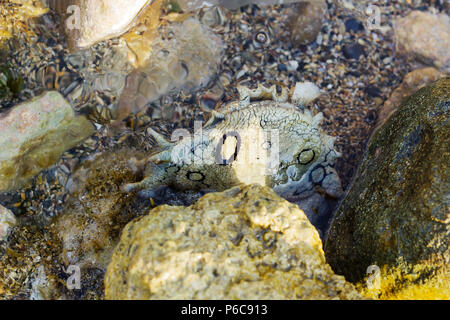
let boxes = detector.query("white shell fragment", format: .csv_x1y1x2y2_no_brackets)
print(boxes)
0,205,16,241
291,82,322,105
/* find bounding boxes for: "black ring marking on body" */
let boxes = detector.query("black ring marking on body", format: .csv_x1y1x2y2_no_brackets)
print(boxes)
297,149,315,165
259,119,267,129
309,165,326,185
186,171,205,182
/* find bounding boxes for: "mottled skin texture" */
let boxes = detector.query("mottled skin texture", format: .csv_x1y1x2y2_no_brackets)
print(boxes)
124,83,343,201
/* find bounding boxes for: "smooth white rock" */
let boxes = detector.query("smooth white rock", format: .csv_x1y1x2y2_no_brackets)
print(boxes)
0,205,16,241
292,82,321,105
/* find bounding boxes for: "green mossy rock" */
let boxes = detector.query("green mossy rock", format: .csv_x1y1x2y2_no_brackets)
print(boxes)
325,78,449,296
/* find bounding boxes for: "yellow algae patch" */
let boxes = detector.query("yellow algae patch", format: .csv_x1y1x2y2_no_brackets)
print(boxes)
0,0,48,43
357,261,450,300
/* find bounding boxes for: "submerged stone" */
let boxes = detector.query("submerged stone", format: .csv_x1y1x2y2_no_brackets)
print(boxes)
342,42,365,60
376,67,446,129
0,91,94,191
394,11,450,73
48,0,153,49
325,77,450,299
114,17,223,123
287,0,328,46
105,184,362,300
344,17,364,33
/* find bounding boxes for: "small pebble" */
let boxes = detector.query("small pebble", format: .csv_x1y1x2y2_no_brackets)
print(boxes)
365,85,382,98
292,82,321,105
342,43,366,60
285,60,298,72
277,63,288,72
345,18,365,33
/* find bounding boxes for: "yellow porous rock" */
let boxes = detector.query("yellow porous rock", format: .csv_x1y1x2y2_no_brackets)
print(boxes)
105,184,362,299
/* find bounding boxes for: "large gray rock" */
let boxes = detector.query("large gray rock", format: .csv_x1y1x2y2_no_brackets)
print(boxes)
0,91,94,191
325,78,449,298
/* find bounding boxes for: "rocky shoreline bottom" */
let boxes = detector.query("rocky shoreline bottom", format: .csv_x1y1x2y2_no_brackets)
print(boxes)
0,1,449,300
